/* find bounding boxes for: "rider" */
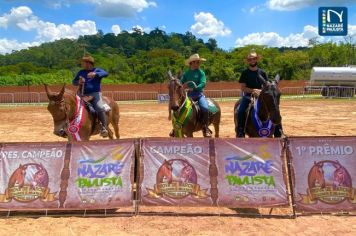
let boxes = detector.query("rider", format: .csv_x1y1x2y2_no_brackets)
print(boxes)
181,53,211,137
236,49,283,138
72,55,109,137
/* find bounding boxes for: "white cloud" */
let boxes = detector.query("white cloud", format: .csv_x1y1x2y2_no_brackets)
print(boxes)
129,25,151,34
83,0,157,17
36,20,97,41
235,25,320,47
190,12,231,37
111,24,121,35
0,6,38,31
0,6,97,54
0,38,40,54
267,0,356,11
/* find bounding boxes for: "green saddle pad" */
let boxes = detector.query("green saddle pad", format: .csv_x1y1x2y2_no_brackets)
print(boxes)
207,98,219,114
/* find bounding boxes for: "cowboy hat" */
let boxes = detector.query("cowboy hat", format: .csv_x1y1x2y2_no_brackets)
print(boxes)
185,54,206,66
247,49,260,60
81,55,95,64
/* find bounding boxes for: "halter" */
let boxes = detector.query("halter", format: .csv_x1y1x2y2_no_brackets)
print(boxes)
169,79,193,137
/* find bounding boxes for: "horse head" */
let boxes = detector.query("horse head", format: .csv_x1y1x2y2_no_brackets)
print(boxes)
309,161,326,188
45,84,74,138
168,71,185,112
258,74,282,125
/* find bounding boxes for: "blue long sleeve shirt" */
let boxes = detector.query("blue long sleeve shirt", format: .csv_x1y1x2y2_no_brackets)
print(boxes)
72,68,108,94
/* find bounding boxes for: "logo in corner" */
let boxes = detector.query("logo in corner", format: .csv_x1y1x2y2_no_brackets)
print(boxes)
319,7,347,36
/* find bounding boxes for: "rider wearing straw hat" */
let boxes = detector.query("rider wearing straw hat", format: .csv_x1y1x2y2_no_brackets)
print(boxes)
236,49,283,138
72,55,109,137
181,53,211,137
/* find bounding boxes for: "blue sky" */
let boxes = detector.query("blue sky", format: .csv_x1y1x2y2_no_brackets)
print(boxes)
1,0,356,54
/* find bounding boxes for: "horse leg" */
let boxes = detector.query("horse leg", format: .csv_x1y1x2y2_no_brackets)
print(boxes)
107,128,114,139
185,132,193,138
213,121,220,138
111,107,120,139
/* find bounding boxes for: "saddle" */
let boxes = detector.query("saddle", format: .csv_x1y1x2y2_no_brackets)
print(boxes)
191,98,219,119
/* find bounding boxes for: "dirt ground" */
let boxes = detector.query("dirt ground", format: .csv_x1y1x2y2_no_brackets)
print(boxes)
0,99,356,235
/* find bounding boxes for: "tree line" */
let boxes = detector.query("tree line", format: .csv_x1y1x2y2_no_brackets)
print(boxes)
0,27,354,86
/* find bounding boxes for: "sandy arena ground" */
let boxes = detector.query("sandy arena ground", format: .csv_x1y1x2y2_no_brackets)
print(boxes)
0,99,356,235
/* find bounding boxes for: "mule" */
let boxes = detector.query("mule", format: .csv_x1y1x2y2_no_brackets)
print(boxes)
168,72,221,138
45,84,120,141
234,75,282,138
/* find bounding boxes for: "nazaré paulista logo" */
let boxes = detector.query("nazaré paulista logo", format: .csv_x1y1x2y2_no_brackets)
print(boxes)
319,7,347,36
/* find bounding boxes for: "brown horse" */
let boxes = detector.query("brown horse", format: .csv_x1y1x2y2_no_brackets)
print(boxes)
45,84,120,141
234,75,282,137
8,164,27,188
168,72,221,138
308,161,326,188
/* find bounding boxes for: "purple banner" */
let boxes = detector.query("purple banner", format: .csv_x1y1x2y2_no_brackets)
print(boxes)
64,140,134,209
215,139,289,207
141,138,213,206
289,137,356,213
0,142,66,209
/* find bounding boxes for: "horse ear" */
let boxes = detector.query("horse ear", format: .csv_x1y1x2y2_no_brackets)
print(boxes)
167,70,174,80
274,74,280,84
44,84,52,99
58,84,65,98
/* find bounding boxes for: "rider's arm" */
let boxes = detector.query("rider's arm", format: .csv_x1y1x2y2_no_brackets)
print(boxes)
72,72,81,86
94,68,109,78
195,70,206,91
241,83,261,96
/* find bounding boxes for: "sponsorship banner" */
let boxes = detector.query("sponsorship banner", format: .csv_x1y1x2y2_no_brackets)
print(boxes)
289,137,356,213
141,138,213,206
64,140,135,209
0,142,67,209
215,139,289,207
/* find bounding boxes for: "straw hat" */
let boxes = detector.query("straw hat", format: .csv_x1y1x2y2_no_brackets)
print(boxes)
247,49,260,60
81,55,95,64
185,54,206,66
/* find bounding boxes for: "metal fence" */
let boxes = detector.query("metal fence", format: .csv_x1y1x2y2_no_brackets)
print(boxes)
0,87,354,104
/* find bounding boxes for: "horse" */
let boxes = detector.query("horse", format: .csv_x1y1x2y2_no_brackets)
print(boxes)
332,161,352,189
179,161,196,184
8,164,27,188
156,160,173,184
168,72,221,138
308,162,326,188
234,75,282,137
45,84,120,142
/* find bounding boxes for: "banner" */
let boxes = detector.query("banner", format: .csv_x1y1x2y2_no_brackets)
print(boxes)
289,137,356,213
64,140,134,209
0,142,66,209
141,138,213,206
215,139,289,207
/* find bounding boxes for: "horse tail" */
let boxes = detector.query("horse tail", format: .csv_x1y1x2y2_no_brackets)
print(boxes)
111,101,120,139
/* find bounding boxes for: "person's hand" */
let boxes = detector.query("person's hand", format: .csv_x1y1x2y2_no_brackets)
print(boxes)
79,76,85,85
87,72,96,79
252,89,261,97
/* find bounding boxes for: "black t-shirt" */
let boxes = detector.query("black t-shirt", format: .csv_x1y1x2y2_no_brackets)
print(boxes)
239,68,268,91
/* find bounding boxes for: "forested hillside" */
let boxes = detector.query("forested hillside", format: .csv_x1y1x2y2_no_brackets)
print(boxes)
0,28,354,85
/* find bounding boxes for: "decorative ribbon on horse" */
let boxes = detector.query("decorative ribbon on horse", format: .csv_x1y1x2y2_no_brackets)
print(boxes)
68,95,85,141
172,97,192,138
251,99,273,137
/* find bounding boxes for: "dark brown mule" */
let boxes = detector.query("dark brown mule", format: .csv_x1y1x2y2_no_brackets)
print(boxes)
234,75,281,137
168,72,221,138
45,84,120,141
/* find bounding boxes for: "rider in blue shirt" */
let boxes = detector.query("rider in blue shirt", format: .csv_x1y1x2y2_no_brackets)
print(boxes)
72,56,109,137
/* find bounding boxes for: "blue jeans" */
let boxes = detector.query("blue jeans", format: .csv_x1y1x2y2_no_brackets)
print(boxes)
189,93,209,125
236,96,251,134
86,92,105,112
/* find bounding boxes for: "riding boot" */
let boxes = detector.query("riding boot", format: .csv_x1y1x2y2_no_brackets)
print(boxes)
97,111,109,138
202,111,211,138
